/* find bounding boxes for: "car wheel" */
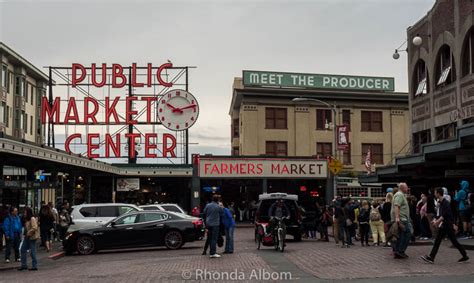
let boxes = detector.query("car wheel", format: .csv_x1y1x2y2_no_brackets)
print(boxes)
76,235,96,255
164,230,183,250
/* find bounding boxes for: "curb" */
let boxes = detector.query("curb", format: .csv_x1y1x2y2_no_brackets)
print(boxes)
49,251,65,260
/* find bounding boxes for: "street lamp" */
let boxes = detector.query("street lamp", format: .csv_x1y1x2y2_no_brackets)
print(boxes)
292,97,337,204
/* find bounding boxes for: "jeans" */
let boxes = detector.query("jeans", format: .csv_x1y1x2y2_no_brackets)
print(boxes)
208,226,219,255
20,239,37,269
395,221,411,254
225,227,235,253
5,233,20,260
359,223,370,244
338,223,349,245
429,225,467,260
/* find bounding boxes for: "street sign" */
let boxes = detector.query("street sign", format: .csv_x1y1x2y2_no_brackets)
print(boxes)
328,158,343,175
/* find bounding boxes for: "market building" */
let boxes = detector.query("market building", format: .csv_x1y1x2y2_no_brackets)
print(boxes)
363,0,474,194
196,70,410,206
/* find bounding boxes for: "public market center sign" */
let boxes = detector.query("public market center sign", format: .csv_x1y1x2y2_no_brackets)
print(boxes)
243,70,395,92
199,157,328,179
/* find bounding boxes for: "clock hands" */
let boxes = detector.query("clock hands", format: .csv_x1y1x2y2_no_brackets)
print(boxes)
167,103,196,114
178,104,197,111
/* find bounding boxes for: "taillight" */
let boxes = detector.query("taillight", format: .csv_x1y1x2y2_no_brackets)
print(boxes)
192,219,203,228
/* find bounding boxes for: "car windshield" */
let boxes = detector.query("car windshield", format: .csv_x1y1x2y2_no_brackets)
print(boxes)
257,199,298,222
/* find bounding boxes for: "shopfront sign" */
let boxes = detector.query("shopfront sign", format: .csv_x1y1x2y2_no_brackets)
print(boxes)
199,158,327,179
116,178,140,191
243,70,395,91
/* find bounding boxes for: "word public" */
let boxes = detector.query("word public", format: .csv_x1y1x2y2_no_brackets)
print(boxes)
42,63,177,159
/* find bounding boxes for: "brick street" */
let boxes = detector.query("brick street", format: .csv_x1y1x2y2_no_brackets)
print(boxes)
1,227,473,282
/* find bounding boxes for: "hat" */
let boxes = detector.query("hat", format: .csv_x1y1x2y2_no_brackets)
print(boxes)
386,187,393,193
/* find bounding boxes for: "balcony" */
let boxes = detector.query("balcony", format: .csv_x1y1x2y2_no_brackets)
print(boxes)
14,95,25,110
13,128,25,140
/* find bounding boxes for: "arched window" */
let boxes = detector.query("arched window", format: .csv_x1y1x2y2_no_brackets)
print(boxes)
434,45,456,88
462,29,474,77
412,59,429,97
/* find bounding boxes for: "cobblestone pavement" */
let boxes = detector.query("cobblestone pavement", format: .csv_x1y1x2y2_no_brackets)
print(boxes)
0,227,473,282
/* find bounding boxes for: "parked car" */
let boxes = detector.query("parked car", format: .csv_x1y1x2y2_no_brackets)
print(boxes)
140,203,186,214
63,210,205,255
255,193,303,241
69,203,141,231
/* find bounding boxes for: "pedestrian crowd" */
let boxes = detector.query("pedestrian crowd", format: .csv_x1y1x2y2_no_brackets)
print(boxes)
0,201,73,271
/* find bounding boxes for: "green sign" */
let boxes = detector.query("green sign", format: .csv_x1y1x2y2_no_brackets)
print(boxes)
243,70,395,92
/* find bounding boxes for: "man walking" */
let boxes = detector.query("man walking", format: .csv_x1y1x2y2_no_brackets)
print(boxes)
203,195,223,258
3,206,22,263
421,187,469,264
392,183,411,259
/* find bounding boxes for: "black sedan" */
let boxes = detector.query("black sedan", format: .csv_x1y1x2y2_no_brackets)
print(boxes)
63,211,205,255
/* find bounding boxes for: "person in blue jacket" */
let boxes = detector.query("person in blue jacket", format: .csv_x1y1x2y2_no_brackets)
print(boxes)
455,180,471,237
3,206,22,263
223,202,236,254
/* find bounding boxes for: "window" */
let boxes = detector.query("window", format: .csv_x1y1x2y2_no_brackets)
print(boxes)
23,112,27,132
435,45,456,87
1,65,7,88
413,130,431,153
316,143,332,158
0,103,5,124
5,106,9,127
142,206,158,211
362,144,383,165
37,89,43,107
342,110,351,126
118,206,137,215
316,109,332,130
462,29,474,77
7,71,10,93
97,206,117,217
361,111,383,132
138,213,167,223
30,115,33,135
25,84,29,103
14,110,20,129
161,205,182,213
343,144,351,165
266,141,287,156
232,147,239,156
435,123,456,141
36,118,41,135
115,214,138,225
79,207,97,217
265,108,287,129
30,86,34,105
232,118,239,138
412,60,429,96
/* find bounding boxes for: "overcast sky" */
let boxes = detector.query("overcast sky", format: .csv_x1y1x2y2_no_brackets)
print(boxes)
1,0,435,158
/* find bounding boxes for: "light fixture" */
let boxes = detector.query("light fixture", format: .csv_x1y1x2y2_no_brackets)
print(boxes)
392,50,400,60
412,36,423,46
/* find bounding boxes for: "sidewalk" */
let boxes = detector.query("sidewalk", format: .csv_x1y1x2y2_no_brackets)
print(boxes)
0,243,63,271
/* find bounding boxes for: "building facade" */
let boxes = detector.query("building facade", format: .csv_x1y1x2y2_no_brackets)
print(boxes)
230,71,410,174
0,42,47,144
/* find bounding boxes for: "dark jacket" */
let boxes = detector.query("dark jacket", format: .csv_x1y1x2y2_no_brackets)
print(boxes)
437,198,455,228
381,202,391,223
358,207,370,224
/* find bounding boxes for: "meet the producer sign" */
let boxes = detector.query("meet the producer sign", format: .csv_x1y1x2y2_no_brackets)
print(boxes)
199,158,328,179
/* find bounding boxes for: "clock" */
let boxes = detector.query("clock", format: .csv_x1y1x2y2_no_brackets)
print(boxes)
158,89,199,131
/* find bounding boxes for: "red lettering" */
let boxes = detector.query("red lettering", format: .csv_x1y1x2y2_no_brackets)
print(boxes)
221,163,229,174
141,97,157,123
144,133,157,158
41,97,60,124
87,133,100,158
112,64,126,88
131,63,144,88
91,63,106,87
72,63,86,87
281,165,289,174
230,163,239,173
64,134,81,154
105,96,120,124
210,164,219,175
163,133,176,157
64,97,80,124
105,133,120,158
204,163,211,174
126,96,138,124
271,164,280,174
156,63,173,87
84,97,99,124
248,163,255,175
256,164,264,175
125,133,140,159
239,163,246,174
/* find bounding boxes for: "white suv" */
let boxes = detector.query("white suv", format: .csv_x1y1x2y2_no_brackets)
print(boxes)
69,203,140,231
140,203,186,214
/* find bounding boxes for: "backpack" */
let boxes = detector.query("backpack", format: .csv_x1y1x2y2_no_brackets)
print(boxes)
370,207,381,222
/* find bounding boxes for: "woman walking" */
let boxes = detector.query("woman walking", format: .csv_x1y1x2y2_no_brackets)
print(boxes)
18,207,39,271
39,205,55,252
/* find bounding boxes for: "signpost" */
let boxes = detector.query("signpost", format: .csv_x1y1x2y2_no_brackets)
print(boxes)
328,158,343,175
243,70,395,92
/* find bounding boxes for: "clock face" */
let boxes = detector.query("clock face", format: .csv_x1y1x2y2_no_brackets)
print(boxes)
158,89,199,131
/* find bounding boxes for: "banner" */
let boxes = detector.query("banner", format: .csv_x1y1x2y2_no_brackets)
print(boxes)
336,125,350,150
116,178,140,191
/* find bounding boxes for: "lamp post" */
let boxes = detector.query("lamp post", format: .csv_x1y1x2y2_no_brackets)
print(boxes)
292,97,337,204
